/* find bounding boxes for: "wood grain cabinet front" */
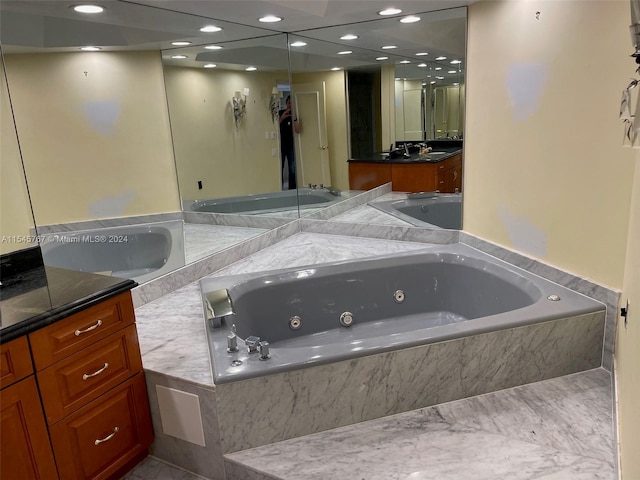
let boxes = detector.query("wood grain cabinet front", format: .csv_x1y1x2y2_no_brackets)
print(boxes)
37,324,144,425
49,373,153,480
1,376,59,480
1,335,33,387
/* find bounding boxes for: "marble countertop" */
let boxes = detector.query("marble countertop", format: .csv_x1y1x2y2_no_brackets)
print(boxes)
348,148,461,164
134,232,434,386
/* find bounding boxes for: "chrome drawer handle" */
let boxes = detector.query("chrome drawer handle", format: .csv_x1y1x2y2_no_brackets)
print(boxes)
94,426,119,446
74,319,102,336
82,363,109,380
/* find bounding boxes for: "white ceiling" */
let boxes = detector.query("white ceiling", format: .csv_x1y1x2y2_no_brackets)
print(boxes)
0,0,471,81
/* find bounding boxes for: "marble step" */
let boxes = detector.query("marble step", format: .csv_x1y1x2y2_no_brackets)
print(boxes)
223,369,616,480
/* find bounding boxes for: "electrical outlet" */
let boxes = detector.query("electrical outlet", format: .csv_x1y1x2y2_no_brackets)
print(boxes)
271,148,277,157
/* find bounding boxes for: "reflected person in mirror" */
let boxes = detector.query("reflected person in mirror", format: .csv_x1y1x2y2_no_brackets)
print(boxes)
279,95,301,189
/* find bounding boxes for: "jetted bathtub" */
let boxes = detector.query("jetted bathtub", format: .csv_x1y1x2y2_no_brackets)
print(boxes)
368,193,462,229
40,220,185,284
201,243,604,384
185,187,342,215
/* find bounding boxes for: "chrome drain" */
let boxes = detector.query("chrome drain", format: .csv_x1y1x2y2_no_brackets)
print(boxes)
547,294,561,301
394,290,405,303
230,360,243,367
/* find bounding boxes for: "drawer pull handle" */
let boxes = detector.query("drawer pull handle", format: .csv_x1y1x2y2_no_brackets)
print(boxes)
75,319,103,336
82,363,109,380
94,426,119,446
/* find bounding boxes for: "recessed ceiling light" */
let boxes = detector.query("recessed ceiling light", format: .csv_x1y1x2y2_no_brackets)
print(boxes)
435,56,447,61
205,45,223,50
80,46,101,51
200,25,222,33
399,60,410,64
430,81,436,84
340,34,358,40
378,8,402,16
400,15,421,23
171,55,188,59
331,67,341,71
418,63,427,67
338,50,352,55
72,5,104,13
436,76,444,79
415,52,429,56
290,41,307,47
204,64,217,68
381,45,397,50
259,15,282,23
448,70,457,74
435,67,442,70
376,56,389,61
246,66,257,71
450,60,462,64
171,41,192,46
453,82,460,86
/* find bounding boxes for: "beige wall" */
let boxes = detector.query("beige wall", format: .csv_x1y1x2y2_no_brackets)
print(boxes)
1,58,35,254
164,66,285,201
4,51,180,226
293,70,349,190
617,151,640,480
465,0,635,289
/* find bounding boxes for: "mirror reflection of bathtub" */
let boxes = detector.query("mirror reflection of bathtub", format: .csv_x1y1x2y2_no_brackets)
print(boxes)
184,188,345,216
368,193,462,229
40,220,185,284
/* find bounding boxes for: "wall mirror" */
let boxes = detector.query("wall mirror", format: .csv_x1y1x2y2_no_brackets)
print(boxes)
0,0,466,285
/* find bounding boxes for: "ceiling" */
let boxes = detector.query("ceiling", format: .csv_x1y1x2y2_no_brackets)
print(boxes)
0,0,471,80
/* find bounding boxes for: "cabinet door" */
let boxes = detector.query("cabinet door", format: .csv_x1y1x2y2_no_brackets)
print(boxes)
1,336,33,387
49,372,153,480
1,377,59,480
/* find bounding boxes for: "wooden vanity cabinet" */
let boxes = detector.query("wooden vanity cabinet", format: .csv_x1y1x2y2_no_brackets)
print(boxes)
0,290,152,480
349,152,462,193
29,291,153,480
1,337,59,480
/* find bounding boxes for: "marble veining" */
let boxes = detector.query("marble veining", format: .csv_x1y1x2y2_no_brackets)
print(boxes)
224,369,615,480
183,223,267,264
34,212,183,234
303,183,391,221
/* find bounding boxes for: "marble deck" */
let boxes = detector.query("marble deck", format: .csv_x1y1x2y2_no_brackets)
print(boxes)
224,368,615,480
183,223,267,264
122,369,615,480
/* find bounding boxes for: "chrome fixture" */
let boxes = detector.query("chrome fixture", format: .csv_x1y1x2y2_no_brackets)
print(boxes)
258,341,270,360
547,294,561,302
394,290,405,303
289,315,302,329
204,288,235,328
340,311,354,327
245,335,261,353
227,324,239,352
408,190,439,200
230,360,243,367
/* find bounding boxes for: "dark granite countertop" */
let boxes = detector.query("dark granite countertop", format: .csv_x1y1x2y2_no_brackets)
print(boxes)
348,147,462,164
0,264,136,344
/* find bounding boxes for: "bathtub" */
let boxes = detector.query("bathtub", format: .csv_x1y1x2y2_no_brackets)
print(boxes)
368,193,462,229
201,243,604,384
185,187,342,215
40,220,185,284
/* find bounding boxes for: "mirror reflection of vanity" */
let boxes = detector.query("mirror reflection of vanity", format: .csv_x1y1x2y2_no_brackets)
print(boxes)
0,1,466,286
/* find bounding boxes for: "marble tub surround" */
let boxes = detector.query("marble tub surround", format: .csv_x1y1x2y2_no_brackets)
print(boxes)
215,310,604,453
326,190,411,225
183,223,269,264
302,183,389,221
32,211,184,234
224,369,615,480
182,211,291,230
458,231,619,372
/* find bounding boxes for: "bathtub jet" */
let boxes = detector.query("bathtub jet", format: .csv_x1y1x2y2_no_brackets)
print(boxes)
200,243,605,384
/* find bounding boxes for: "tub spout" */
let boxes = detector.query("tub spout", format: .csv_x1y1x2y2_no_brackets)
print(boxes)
407,190,439,200
203,288,235,328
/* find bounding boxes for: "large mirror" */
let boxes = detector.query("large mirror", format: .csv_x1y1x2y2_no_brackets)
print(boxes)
0,0,466,285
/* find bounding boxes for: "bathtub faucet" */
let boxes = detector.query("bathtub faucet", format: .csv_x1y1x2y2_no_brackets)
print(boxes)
407,190,440,200
245,336,270,359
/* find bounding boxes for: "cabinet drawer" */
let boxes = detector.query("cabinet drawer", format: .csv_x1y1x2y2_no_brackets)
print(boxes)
49,373,153,480
1,336,33,388
29,292,135,371
38,325,143,425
